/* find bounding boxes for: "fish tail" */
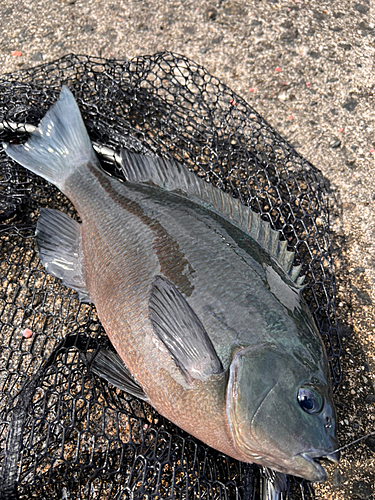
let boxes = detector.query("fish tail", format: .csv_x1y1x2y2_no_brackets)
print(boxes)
3,86,99,191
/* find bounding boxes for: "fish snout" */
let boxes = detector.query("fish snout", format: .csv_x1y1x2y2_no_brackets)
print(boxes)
298,442,340,482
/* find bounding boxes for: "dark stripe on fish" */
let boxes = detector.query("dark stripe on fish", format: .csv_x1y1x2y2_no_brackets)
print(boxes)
87,163,195,296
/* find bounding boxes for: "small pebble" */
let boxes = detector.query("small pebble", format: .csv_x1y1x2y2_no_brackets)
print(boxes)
330,138,341,148
206,7,217,21
354,3,369,14
342,97,358,112
22,328,33,339
31,52,43,62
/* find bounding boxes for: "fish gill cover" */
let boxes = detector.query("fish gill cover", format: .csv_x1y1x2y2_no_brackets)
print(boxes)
0,53,340,500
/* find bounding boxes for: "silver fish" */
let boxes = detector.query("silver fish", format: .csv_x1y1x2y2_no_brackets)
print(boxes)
3,87,339,482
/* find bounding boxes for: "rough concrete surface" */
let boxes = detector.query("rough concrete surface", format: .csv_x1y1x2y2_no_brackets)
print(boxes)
1,0,374,498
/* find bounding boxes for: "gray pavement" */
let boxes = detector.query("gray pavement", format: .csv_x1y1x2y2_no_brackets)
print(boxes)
1,0,375,497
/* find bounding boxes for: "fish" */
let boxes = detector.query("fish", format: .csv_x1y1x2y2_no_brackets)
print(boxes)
3,86,339,482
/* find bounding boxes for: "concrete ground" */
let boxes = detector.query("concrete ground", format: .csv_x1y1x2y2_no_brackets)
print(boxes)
1,0,374,498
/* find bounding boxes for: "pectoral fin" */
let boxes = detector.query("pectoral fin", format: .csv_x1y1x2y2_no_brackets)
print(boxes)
149,276,223,382
90,348,149,402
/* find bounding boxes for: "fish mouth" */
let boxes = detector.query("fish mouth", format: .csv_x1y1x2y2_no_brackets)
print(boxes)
299,450,340,482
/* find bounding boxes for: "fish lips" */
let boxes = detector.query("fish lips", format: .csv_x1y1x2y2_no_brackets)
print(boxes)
297,448,340,482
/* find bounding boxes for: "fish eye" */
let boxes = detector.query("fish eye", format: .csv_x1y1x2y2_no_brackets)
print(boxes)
297,388,323,414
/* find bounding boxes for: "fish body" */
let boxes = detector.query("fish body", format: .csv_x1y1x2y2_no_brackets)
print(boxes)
4,87,339,482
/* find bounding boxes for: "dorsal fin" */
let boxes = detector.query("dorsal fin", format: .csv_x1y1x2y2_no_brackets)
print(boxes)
120,149,304,287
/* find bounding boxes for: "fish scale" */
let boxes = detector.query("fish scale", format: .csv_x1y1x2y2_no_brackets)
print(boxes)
70,165,277,369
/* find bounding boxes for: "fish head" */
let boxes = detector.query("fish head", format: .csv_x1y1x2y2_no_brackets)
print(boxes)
226,342,339,482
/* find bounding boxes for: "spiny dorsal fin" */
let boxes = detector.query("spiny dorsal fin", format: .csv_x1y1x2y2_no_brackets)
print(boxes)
120,149,304,287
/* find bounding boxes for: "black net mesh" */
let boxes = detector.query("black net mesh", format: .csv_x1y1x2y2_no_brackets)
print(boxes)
0,53,340,500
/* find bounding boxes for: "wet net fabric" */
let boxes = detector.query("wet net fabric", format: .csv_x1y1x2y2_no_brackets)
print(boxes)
0,53,340,499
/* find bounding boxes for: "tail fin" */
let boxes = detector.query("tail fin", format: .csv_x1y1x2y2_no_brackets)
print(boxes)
3,86,99,190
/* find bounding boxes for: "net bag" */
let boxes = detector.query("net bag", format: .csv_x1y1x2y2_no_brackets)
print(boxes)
0,53,341,500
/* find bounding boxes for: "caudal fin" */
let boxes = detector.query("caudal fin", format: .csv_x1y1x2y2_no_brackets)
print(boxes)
3,86,99,191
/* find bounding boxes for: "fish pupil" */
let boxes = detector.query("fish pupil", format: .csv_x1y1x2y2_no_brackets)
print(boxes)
297,388,320,413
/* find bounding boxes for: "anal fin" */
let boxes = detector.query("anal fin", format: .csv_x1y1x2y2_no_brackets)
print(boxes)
90,348,149,401
36,208,91,302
